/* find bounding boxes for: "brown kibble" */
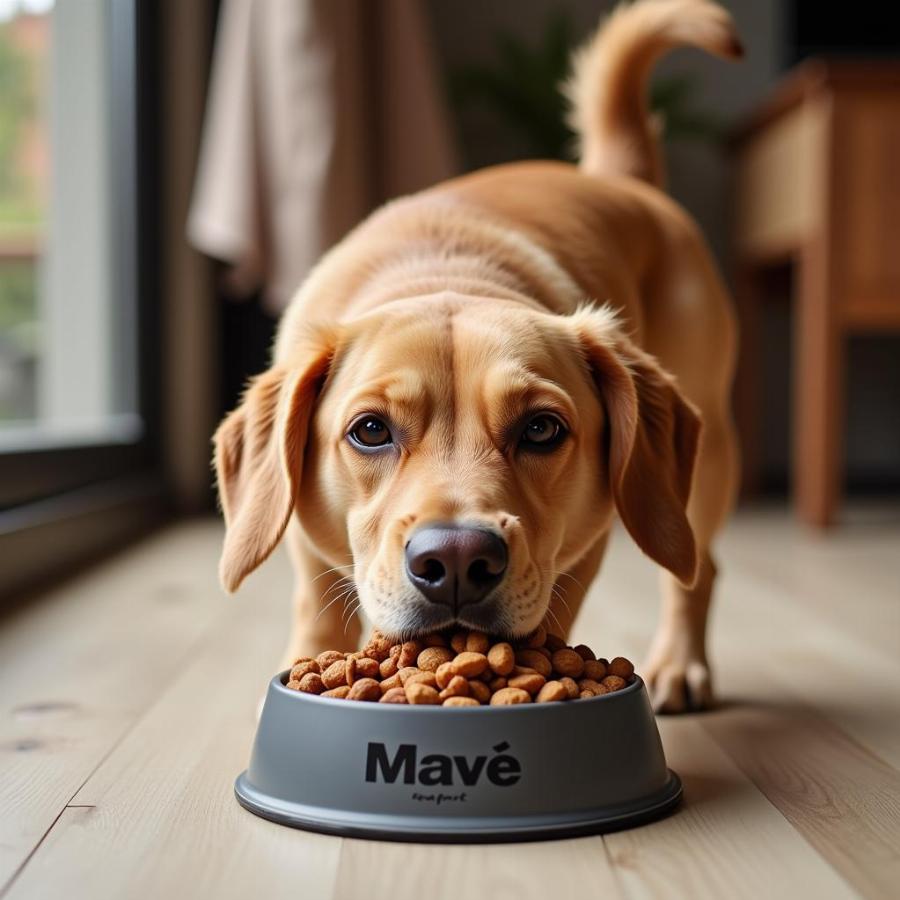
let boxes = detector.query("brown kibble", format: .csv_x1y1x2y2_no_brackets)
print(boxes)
417,646,454,672
379,656,399,678
405,670,438,689
435,661,456,690
438,676,469,701
321,659,348,689
512,665,539,677
398,640,422,668
322,685,350,699
515,649,552,678
364,630,392,661
536,680,568,703
601,675,627,692
289,659,320,681
490,687,532,705
551,648,585,679
285,679,302,691
607,657,635,681
544,633,567,653
508,673,546,695
406,682,440,705
379,672,402,693
316,650,344,671
398,666,421,684
443,696,480,707
467,679,491,704
298,672,325,694
583,659,607,681
450,651,489,678
312,628,628,706
347,678,381,702
363,645,390,663
379,687,409,704
355,657,380,679
487,642,515,676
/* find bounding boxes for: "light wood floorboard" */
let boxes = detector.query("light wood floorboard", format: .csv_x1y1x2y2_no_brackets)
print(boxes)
1,507,898,899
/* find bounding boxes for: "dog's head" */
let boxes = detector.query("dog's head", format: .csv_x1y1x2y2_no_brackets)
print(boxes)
214,296,700,639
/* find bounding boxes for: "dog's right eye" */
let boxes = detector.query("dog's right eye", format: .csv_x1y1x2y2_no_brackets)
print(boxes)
348,416,393,449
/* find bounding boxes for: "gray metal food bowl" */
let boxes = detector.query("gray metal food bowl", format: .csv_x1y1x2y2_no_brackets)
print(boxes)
235,671,681,842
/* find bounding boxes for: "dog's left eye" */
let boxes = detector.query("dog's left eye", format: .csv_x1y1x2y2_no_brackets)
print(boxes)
348,416,393,449
519,414,567,451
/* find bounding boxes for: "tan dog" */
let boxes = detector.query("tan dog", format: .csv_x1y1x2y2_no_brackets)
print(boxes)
213,0,742,712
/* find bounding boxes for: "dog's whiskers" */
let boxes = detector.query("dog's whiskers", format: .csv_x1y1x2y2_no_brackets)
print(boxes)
319,575,355,602
311,563,355,585
542,606,565,636
549,590,572,622
330,586,358,616
554,570,587,593
343,600,362,636
315,581,358,623
340,589,361,623
549,584,573,619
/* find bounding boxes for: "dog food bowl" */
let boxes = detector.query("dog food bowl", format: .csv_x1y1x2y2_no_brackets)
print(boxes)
235,672,681,842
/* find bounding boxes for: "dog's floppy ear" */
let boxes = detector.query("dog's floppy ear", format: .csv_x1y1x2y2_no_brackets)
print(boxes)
213,331,334,593
573,308,701,586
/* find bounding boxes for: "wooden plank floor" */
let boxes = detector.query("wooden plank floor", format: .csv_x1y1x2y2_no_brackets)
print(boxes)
1,508,898,899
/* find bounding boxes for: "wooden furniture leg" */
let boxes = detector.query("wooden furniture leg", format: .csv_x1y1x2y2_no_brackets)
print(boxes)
793,240,844,527
732,264,763,498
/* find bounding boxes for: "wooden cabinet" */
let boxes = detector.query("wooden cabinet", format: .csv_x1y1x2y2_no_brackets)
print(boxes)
731,61,900,526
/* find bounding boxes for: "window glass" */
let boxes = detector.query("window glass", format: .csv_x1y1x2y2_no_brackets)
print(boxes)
0,0,140,451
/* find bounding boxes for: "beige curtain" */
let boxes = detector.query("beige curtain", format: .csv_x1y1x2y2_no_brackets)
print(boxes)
187,0,459,313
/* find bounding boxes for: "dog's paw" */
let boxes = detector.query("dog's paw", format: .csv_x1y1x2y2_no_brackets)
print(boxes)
641,646,714,714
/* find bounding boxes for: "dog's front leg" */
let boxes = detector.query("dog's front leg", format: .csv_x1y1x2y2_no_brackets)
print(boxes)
643,553,717,713
278,519,362,670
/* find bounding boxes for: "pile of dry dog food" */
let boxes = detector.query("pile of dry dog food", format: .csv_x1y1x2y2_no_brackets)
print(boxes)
285,625,635,705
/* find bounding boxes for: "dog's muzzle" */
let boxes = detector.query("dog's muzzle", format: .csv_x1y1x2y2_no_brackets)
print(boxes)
404,523,507,611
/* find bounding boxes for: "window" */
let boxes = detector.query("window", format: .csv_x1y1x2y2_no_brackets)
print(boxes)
0,0,164,596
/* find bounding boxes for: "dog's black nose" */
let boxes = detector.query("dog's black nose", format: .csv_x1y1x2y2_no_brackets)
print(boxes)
405,524,507,608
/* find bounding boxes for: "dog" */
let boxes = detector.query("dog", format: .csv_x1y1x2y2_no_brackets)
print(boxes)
213,0,742,713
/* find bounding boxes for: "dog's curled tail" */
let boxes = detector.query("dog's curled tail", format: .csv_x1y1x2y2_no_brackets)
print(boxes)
564,0,742,188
